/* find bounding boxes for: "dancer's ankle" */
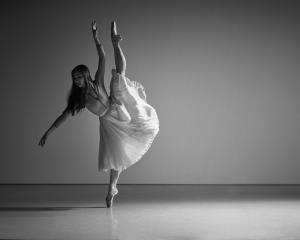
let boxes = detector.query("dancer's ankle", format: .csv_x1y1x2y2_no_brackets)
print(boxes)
112,43,119,48
109,184,117,191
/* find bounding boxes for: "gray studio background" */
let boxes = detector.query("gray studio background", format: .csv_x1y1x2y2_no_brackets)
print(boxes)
1,0,299,184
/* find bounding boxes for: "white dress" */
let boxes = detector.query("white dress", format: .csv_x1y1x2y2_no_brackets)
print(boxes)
98,70,159,172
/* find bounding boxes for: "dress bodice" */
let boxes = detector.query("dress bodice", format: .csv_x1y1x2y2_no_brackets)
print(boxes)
85,80,109,117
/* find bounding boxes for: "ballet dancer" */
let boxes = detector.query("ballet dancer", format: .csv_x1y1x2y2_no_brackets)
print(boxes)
38,21,159,208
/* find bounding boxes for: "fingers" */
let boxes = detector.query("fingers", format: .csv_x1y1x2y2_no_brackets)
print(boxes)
91,20,97,32
38,137,46,147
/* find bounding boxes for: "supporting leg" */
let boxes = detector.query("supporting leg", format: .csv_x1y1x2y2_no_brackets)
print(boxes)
109,169,120,192
111,21,126,75
106,169,120,208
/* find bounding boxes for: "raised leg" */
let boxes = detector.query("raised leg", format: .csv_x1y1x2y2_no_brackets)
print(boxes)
106,169,120,208
111,21,126,75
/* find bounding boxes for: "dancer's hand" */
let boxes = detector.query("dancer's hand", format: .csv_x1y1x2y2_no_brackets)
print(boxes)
91,20,100,42
91,20,97,34
111,21,122,45
38,132,48,147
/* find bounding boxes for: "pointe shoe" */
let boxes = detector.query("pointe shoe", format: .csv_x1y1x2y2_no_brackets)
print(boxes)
105,194,114,208
111,21,122,44
111,21,117,36
106,188,118,208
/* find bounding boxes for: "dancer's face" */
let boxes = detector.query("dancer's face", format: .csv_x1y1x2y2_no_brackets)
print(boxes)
72,71,85,88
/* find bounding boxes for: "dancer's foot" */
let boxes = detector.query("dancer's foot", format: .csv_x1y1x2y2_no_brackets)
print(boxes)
106,186,118,208
111,21,122,45
110,185,119,195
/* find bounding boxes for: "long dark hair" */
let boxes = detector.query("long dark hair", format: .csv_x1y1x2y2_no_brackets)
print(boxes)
66,65,92,116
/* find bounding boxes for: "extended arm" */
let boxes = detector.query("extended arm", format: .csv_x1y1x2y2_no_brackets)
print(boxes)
111,21,126,75
38,107,71,147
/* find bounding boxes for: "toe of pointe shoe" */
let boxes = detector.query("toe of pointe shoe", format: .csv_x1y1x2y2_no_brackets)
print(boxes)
111,21,117,35
106,195,114,208
106,200,111,208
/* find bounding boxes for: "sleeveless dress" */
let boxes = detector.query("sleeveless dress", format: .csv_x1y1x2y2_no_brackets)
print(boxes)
98,70,159,172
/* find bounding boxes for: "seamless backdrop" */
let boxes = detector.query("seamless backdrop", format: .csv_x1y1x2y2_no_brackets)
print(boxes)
1,0,300,184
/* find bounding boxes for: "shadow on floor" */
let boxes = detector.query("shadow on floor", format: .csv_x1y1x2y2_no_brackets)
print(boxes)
0,206,106,211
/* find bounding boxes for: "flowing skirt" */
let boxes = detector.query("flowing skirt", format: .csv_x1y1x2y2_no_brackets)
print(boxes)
98,73,159,172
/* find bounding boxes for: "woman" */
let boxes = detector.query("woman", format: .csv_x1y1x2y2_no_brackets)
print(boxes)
38,21,159,208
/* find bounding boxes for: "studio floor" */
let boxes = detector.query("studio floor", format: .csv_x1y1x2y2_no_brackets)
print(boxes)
0,184,299,240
